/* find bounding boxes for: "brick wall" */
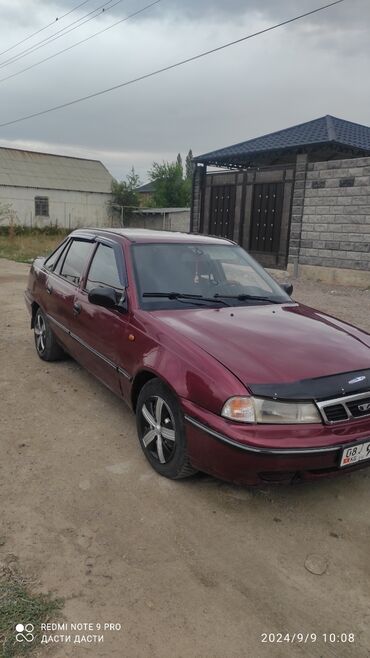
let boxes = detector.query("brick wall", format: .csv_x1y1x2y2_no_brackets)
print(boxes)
287,154,308,265
296,156,370,271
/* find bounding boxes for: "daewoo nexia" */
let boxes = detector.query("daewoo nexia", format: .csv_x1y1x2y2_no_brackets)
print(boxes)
25,229,370,484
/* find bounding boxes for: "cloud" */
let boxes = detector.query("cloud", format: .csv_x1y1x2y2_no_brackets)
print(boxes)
0,0,368,181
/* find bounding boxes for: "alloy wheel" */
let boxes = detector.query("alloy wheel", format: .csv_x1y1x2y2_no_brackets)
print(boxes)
140,396,176,464
34,313,46,354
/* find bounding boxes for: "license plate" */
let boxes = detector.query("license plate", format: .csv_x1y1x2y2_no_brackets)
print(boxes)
340,441,370,467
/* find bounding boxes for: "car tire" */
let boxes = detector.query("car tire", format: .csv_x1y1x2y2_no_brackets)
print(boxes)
34,308,65,361
136,379,197,479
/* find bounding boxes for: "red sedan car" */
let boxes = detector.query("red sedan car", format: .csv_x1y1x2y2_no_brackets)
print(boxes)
25,228,370,485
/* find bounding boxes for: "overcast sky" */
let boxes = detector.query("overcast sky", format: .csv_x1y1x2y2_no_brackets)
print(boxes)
0,0,368,181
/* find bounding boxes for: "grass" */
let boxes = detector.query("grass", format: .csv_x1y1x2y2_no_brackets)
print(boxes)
0,565,63,657
0,227,69,264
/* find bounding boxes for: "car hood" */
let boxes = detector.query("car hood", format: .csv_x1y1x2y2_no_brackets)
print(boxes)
153,303,370,386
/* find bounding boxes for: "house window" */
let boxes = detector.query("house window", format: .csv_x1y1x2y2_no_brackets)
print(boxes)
312,180,326,189
35,196,49,216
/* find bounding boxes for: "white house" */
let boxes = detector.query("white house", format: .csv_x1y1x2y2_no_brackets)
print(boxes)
0,147,113,228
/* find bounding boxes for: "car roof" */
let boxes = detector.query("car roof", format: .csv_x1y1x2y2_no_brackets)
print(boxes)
70,228,235,245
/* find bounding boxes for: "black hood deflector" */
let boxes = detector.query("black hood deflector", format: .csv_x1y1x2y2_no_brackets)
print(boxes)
249,369,370,401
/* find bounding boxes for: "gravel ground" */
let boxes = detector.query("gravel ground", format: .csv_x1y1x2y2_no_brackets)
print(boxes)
1,258,370,658
273,272,370,335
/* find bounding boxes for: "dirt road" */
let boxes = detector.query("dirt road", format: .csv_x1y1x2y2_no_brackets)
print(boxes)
1,258,369,658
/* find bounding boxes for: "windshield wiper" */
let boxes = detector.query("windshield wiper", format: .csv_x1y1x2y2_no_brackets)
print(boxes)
143,292,231,306
214,293,282,304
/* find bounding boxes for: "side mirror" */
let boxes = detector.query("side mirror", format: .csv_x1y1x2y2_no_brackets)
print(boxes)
88,286,119,309
280,282,293,296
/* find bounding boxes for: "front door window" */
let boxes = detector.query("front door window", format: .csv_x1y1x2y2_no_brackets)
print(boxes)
85,244,124,292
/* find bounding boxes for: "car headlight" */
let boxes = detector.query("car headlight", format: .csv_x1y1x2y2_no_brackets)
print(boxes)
221,396,321,424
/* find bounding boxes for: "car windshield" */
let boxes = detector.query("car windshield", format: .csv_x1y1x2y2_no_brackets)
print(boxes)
132,242,292,310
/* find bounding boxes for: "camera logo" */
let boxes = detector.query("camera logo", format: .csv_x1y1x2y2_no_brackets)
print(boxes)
15,623,35,643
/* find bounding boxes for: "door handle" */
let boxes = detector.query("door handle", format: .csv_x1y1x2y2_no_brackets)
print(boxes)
46,284,52,295
73,302,81,316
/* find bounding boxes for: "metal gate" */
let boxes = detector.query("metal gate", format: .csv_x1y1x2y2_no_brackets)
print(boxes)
249,182,284,266
209,185,235,239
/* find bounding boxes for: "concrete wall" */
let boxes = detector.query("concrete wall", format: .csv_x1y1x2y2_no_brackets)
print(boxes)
0,186,112,228
124,209,190,233
289,156,370,279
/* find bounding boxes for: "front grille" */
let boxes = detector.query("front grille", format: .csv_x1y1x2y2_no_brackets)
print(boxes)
323,404,348,423
318,391,370,424
346,397,370,418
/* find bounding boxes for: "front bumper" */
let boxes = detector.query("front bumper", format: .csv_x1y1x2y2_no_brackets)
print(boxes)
182,400,370,485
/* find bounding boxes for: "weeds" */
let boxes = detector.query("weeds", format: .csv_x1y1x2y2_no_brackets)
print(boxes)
0,565,63,657
0,226,68,237
0,227,69,263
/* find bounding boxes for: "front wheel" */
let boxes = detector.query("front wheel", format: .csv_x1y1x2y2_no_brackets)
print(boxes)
34,308,65,361
136,379,197,479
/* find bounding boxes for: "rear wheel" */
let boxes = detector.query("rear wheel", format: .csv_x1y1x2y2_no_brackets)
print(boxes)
136,379,197,479
34,308,64,361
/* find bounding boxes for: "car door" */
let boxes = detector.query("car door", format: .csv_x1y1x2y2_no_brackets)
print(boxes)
40,237,95,355
71,238,131,398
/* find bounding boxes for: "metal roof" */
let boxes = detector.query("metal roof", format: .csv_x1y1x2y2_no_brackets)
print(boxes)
135,181,155,193
194,116,370,167
0,147,113,193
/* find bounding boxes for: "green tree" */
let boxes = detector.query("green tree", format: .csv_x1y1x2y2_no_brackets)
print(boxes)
149,161,190,207
111,167,141,225
149,160,192,207
185,149,193,180
176,153,183,177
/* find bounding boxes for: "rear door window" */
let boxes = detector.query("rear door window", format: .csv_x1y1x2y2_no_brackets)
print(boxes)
58,239,95,286
85,243,124,292
44,239,70,271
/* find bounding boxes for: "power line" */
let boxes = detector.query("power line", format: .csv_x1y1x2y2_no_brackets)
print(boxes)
0,0,345,129
0,0,160,85
0,0,119,70
0,0,95,59
0,1,115,69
